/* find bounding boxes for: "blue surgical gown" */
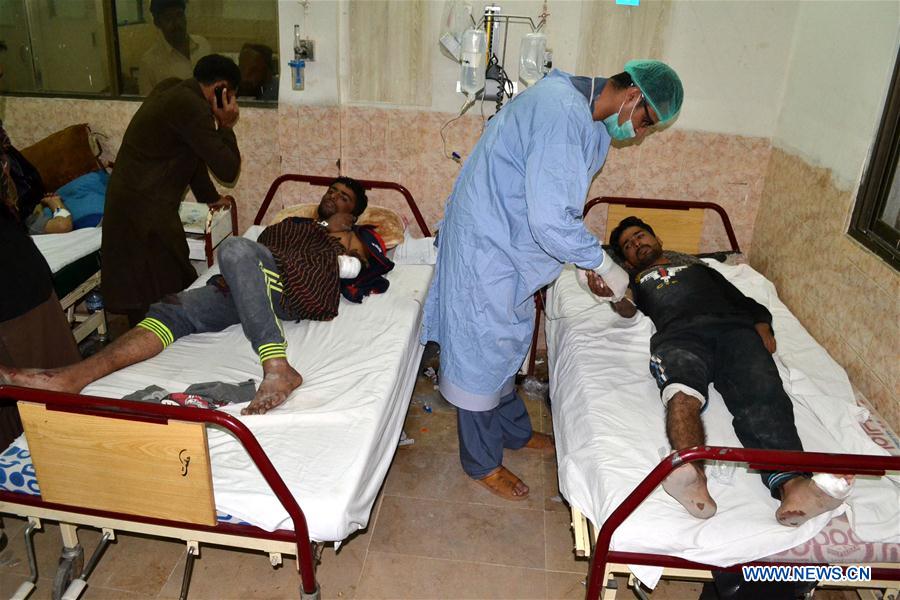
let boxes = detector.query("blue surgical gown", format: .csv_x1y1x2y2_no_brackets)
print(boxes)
422,70,613,411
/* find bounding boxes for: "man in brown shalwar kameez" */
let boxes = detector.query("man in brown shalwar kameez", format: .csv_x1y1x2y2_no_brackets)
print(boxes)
102,53,242,325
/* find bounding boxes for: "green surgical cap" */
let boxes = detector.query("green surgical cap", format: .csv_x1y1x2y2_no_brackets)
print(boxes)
624,59,683,126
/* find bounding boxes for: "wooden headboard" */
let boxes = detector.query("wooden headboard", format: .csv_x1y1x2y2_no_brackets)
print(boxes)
584,196,741,254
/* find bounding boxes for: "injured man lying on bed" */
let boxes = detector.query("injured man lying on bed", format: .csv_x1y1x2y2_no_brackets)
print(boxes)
585,216,853,527
1,176,393,415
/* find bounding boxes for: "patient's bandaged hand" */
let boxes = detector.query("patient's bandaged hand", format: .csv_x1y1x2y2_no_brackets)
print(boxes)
594,250,629,299
338,255,362,279
575,251,629,302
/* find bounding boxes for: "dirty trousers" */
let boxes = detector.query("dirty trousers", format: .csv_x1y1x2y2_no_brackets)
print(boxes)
137,237,292,364
649,316,807,497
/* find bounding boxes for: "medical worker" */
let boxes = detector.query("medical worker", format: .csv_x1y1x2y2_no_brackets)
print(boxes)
422,60,683,500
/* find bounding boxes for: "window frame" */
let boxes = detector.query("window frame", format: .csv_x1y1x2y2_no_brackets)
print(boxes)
0,0,278,108
849,47,900,270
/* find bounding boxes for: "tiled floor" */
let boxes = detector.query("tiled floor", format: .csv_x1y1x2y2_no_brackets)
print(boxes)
0,347,871,599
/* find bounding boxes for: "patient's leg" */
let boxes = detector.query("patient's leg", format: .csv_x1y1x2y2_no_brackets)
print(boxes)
241,358,302,415
0,327,162,393
1,276,251,394
662,392,717,519
713,326,847,526
214,238,303,416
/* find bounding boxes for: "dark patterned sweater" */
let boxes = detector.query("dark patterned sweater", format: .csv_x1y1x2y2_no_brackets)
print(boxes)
258,219,345,321
258,218,396,320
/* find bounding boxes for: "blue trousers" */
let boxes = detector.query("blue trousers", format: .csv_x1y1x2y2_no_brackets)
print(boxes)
457,390,533,479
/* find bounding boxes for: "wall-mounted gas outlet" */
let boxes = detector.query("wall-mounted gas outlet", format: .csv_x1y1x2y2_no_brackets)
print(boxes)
295,39,315,61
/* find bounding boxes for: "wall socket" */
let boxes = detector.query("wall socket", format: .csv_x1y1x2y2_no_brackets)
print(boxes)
295,39,315,61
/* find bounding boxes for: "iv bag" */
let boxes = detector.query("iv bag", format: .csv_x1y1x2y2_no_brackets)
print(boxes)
459,28,486,96
440,0,472,61
519,32,547,87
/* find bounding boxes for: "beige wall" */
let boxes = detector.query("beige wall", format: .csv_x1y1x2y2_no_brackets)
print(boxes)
751,1,900,431
0,96,769,257
286,0,798,138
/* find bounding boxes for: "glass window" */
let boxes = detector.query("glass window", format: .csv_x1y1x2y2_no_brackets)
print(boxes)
0,0,112,95
116,0,279,100
850,49,900,270
0,0,279,103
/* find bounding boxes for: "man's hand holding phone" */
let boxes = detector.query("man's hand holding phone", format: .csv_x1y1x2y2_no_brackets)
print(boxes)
211,85,239,129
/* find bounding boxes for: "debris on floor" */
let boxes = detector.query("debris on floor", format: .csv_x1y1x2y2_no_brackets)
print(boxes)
519,375,549,396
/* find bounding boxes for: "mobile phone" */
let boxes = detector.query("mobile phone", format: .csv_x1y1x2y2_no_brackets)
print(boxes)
214,86,225,109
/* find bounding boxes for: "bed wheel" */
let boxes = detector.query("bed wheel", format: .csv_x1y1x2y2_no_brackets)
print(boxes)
51,545,84,600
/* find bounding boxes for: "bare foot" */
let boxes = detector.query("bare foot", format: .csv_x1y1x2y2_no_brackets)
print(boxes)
776,476,849,527
241,361,302,415
662,463,717,519
476,466,530,501
0,365,79,393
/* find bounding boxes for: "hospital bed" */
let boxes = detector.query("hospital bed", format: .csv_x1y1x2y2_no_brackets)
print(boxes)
30,228,106,344
0,175,433,600
544,196,900,600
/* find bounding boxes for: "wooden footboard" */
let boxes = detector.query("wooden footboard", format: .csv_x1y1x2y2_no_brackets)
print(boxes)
0,385,320,599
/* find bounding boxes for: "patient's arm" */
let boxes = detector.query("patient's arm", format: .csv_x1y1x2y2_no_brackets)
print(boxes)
609,291,637,318
331,230,370,267
586,270,637,317
42,194,73,234
754,322,776,353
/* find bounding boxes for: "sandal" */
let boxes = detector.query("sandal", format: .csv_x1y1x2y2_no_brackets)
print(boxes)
523,432,555,451
476,466,529,501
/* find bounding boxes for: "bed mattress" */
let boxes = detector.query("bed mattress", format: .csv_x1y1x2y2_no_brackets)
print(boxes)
545,261,900,587
31,228,103,299
3,226,433,542
31,228,102,274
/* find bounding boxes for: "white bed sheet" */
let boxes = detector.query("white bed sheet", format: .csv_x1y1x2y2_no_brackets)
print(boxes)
545,261,900,587
82,226,433,541
31,228,102,273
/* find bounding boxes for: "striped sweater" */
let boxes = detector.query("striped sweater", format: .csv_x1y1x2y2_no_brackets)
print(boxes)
257,219,345,321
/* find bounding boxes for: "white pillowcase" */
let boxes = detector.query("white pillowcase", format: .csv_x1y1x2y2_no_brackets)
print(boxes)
391,231,438,265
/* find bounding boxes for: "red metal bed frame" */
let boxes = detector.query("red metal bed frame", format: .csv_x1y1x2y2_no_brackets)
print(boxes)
254,173,431,236
576,196,900,600
0,174,432,600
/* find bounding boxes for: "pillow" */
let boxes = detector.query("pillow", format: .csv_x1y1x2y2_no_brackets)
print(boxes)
20,124,101,192
273,203,405,249
391,231,438,265
56,169,109,229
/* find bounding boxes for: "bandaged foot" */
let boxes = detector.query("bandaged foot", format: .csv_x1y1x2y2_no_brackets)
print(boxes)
662,463,718,519
242,359,303,415
0,365,79,393
776,475,853,527
337,255,362,279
